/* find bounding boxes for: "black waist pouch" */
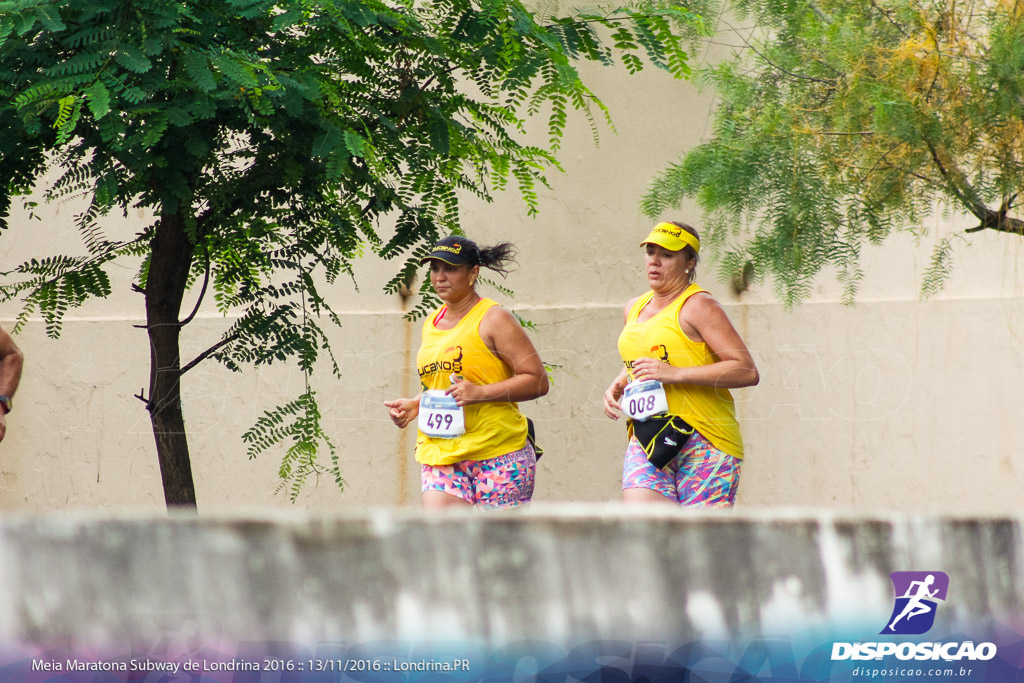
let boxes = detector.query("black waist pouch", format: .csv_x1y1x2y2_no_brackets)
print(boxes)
527,417,544,460
631,415,695,469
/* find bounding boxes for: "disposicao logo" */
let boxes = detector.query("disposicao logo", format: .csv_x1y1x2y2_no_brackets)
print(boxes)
881,571,948,635
831,571,997,663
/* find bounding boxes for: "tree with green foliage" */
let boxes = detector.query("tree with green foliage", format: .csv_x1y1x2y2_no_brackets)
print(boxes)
0,0,710,508
644,0,1024,304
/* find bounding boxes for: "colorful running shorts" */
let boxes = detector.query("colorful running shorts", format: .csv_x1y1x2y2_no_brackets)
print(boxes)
622,431,741,507
420,441,537,509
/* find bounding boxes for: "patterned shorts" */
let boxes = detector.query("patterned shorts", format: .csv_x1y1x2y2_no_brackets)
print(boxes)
421,441,537,509
622,431,741,507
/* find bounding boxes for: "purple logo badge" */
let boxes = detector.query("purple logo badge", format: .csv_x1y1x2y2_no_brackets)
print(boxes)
881,571,949,635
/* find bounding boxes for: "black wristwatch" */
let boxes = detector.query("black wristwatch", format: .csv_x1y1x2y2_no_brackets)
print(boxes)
0,395,12,414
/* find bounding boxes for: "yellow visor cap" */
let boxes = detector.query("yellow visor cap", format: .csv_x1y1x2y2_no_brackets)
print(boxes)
640,222,700,253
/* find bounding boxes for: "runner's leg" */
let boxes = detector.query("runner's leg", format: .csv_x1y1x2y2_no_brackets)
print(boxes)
470,441,537,509
421,462,474,508
622,436,676,504
673,432,742,507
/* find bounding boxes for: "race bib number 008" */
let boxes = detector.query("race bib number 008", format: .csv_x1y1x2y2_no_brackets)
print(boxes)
620,380,669,421
418,390,466,438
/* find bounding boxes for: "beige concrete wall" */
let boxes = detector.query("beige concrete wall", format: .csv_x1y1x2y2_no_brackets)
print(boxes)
2,25,1023,512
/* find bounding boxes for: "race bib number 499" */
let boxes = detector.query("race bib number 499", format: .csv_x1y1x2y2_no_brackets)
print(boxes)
620,380,669,421
418,390,466,438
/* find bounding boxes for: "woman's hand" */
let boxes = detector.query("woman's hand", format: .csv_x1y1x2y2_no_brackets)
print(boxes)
630,357,678,383
384,397,419,428
446,378,487,407
603,368,629,420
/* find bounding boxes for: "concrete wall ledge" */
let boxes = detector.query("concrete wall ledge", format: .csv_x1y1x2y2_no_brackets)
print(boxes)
0,505,1020,657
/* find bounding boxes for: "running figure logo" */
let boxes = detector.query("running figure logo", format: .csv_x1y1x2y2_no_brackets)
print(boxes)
881,571,949,635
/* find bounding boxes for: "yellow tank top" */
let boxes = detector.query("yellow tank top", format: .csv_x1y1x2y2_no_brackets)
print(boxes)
617,285,745,459
415,298,528,465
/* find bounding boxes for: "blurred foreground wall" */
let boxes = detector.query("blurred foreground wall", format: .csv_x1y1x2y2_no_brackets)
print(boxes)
1,508,1022,680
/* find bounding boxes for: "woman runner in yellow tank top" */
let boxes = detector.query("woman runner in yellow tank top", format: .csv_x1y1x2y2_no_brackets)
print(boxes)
385,235,549,510
603,221,759,507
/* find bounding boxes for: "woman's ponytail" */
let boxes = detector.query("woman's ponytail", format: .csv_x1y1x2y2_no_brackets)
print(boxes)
477,241,518,277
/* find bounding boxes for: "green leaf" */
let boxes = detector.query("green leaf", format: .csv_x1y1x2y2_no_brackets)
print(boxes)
182,51,216,92
85,80,110,118
113,44,152,73
141,113,168,147
429,115,450,154
13,9,37,34
271,8,303,32
34,4,65,31
312,127,341,157
210,51,258,88
342,129,368,158
164,106,193,126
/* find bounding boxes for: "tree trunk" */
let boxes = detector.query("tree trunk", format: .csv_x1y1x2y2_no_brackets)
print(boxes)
145,210,197,509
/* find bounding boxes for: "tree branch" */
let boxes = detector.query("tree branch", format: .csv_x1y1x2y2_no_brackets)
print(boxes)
925,139,985,217
919,143,1024,234
868,0,909,37
857,142,909,184
719,18,837,86
178,243,210,327
180,333,239,376
808,2,832,24
542,10,699,30
965,194,1024,235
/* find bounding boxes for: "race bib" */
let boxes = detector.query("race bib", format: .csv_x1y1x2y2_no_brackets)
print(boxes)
620,380,669,421
418,390,466,438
